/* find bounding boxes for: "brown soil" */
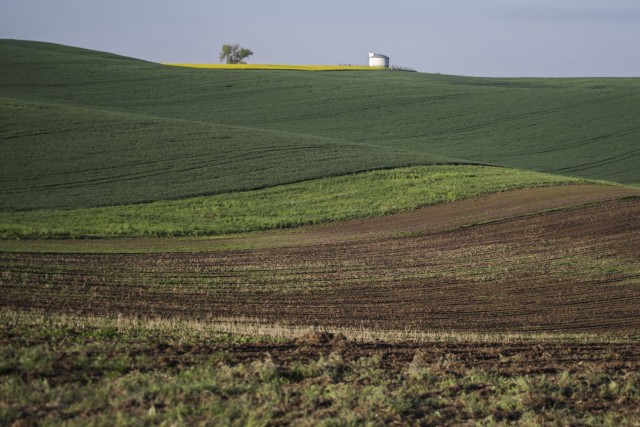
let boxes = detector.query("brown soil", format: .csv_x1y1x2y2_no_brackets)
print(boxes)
2,197,639,334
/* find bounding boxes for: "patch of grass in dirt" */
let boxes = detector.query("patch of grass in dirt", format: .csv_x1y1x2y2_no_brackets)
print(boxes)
551,255,640,277
2,310,640,426
0,165,585,239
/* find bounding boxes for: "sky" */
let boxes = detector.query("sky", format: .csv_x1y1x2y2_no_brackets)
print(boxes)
1,0,640,77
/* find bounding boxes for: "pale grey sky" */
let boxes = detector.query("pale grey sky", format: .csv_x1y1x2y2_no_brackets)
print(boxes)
2,0,640,76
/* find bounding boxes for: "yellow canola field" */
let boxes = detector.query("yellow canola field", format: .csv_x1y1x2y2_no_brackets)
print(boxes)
163,63,383,71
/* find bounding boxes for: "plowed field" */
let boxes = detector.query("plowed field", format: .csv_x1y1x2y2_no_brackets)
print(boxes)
2,197,639,334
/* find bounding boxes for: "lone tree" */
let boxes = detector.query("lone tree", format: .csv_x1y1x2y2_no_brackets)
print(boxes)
219,44,253,64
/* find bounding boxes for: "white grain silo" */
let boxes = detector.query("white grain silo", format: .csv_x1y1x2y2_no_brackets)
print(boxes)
368,53,389,68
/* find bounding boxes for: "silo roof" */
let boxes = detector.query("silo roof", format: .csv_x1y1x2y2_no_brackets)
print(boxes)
370,54,389,59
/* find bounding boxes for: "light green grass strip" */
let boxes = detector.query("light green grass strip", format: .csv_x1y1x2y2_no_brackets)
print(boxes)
0,165,584,239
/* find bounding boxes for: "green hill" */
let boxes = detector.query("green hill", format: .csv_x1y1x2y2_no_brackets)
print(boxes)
1,40,639,212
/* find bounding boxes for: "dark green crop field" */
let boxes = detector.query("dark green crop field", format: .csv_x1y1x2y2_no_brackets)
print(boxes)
1,40,639,211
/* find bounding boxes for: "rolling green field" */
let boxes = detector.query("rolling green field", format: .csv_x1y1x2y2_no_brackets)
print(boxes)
1,40,639,215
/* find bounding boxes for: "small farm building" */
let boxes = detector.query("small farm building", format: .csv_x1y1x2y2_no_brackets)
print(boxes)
368,53,389,68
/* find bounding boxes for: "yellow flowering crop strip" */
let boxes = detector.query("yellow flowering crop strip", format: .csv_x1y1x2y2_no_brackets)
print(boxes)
163,63,383,71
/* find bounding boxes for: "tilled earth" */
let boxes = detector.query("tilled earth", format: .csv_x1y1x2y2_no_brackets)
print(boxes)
2,197,639,333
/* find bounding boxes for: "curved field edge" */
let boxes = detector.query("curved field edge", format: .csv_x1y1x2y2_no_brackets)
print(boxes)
0,165,590,239
0,183,637,254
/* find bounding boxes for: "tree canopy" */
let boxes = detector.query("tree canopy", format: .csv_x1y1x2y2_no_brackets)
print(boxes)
219,44,253,64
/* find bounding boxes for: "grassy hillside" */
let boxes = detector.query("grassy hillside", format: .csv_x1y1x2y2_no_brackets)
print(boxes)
1,40,639,212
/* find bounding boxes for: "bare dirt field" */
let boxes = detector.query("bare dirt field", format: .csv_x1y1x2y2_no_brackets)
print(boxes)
2,197,639,334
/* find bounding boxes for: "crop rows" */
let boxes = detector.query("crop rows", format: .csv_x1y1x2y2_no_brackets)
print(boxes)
2,198,638,334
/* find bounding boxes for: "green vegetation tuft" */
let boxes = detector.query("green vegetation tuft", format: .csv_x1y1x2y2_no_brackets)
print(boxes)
0,165,584,238
1,40,640,213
